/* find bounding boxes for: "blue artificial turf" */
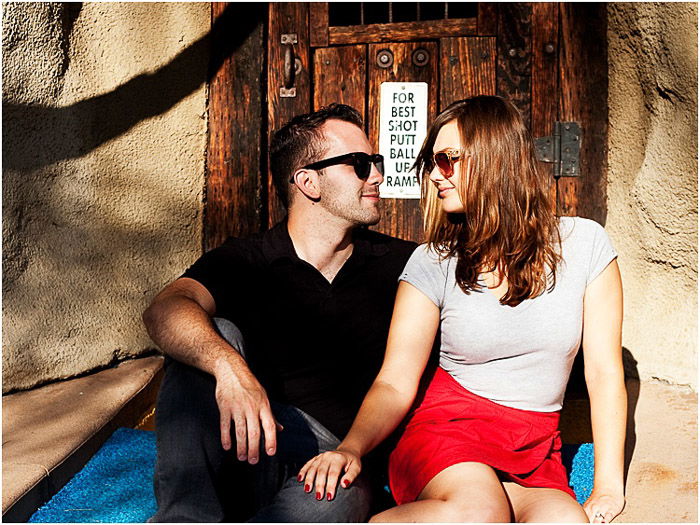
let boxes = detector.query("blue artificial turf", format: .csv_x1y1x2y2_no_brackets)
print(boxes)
564,442,595,504
29,427,594,522
29,428,157,523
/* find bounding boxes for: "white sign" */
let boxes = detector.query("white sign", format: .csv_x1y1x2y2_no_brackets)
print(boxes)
378,82,428,199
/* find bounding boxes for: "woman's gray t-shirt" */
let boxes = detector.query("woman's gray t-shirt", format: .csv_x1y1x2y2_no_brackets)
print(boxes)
400,217,617,412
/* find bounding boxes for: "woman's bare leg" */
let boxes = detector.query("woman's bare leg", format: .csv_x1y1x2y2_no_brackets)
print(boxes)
370,462,512,523
503,482,588,523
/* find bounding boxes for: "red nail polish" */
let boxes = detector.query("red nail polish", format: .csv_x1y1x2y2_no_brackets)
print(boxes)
327,492,332,501
316,492,322,500
305,484,311,493
297,475,303,482
342,479,349,487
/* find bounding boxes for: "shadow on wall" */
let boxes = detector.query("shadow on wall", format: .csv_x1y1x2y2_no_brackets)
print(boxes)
622,347,640,486
59,3,84,69
2,3,266,172
2,3,266,392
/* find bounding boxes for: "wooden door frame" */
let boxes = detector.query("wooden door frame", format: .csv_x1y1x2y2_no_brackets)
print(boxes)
204,2,608,251
205,3,267,251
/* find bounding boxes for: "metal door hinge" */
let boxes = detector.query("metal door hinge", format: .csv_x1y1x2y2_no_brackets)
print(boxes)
534,122,581,177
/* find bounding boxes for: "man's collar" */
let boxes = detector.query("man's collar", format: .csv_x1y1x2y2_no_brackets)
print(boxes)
261,219,389,264
351,226,390,257
261,220,297,263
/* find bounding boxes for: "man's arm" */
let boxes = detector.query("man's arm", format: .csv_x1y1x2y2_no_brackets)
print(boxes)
142,277,278,464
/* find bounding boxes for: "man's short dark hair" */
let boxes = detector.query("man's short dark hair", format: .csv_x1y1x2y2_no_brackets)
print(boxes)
270,103,363,208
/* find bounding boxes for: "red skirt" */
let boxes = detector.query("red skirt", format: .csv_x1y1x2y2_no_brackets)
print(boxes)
389,367,576,505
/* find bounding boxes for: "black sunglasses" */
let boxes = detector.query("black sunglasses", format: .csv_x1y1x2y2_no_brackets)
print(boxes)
302,152,384,180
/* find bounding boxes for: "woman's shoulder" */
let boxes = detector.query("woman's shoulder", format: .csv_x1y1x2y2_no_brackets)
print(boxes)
408,243,454,265
558,216,609,245
403,243,454,277
557,216,617,277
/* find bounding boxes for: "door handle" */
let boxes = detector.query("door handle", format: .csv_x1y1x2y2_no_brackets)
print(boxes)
283,44,295,89
281,33,299,98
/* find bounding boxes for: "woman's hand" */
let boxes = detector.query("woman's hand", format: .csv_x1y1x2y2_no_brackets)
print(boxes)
583,489,625,523
297,448,362,501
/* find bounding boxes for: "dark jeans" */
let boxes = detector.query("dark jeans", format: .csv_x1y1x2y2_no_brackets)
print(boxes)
149,318,372,522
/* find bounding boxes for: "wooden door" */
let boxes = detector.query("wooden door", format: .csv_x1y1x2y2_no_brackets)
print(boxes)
205,2,607,249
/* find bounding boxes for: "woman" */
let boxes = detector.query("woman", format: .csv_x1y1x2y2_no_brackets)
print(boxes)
298,96,626,523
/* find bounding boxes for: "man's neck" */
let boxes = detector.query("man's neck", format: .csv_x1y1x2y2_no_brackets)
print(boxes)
287,209,355,282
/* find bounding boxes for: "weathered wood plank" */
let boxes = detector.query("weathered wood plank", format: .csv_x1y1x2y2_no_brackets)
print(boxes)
309,3,329,48
531,2,559,214
440,37,496,108
329,18,476,45
368,42,438,242
477,3,499,35
313,45,367,122
497,3,532,129
558,3,608,222
267,3,311,226
205,2,266,251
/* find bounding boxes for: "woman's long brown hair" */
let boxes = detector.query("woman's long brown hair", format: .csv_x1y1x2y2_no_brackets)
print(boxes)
414,96,561,307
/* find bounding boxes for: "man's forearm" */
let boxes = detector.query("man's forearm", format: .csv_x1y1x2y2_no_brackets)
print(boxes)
144,290,278,459
143,294,247,377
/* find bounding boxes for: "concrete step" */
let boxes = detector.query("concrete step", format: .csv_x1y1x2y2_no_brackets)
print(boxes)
2,356,163,522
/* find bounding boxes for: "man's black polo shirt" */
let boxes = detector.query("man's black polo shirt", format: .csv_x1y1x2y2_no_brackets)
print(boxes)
182,221,416,439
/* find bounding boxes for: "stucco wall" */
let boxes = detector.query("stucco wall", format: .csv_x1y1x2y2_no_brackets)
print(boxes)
607,3,698,388
3,3,697,393
3,3,210,392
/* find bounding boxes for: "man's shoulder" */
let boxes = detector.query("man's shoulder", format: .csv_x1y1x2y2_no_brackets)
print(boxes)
197,230,271,275
213,232,264,256
211,221,298,267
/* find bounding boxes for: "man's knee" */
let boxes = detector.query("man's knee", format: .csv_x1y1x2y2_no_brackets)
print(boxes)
294,482,372,523
250,477,372,523
213,317,246,357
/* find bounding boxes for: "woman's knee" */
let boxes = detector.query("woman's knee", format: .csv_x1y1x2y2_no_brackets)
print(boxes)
439,497,511,523
535,501,587,523
419,462,512,522
557,507,588,523
410,494,512,523
516,495,587,523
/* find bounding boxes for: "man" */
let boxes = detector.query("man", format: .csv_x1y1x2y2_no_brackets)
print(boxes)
143,104,416,522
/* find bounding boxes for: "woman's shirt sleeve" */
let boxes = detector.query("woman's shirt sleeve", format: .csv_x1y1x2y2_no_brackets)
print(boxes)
586,220,618,284
398,244,449,308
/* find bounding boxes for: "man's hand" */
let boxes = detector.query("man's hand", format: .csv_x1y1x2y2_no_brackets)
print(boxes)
213,356,279,464
142,278,283,464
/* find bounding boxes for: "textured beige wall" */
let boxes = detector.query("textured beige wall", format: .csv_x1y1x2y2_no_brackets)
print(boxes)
3,3,210,392
607,3,697,388
4,3,696,392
